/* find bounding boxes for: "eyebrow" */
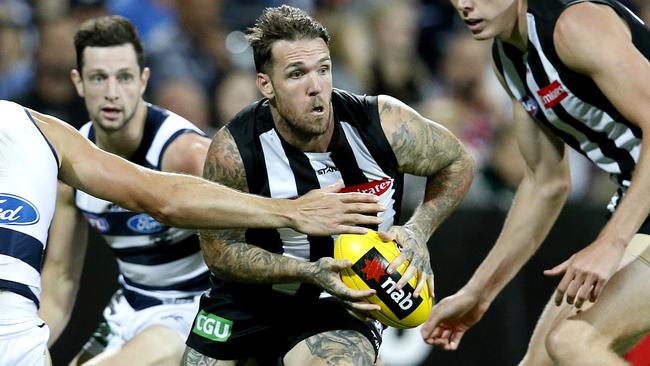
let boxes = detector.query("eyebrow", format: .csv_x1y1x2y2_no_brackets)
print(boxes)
284,56,332,71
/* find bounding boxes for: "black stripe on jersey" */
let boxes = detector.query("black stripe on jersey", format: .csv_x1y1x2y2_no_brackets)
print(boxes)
526,45,635,180
329,121,368,186
0,227,43,272
497,43,588,155
279,138,335,298
123,270,210,292
111,234,201,265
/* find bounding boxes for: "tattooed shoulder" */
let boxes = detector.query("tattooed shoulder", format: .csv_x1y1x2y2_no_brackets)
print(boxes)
203,127,248,192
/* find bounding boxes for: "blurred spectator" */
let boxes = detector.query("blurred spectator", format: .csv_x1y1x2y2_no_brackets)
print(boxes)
107,0,175,45
0,0,35,100
367,0,433,103
69,0,110,23
15,17,88,127
147,0,230,97
212,69,260,130
152,78,212,135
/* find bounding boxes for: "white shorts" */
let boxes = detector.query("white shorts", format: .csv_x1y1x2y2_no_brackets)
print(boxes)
0,291,50,366
82,288,201,356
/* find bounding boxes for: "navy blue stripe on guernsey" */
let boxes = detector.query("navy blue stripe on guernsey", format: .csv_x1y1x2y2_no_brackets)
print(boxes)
0,279,39,307
111,234,201,265
123,270,210,292
525,44,636,180
23,108,59,168
80,210,169,236
122,287,197,310
0,227,43,272
156,129,205,169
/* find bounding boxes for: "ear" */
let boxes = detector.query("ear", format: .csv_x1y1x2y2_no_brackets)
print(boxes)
71,69,84,97
256,73,274,99
140,67,151,96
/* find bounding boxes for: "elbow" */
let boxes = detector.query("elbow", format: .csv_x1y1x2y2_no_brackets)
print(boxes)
536,174,571,203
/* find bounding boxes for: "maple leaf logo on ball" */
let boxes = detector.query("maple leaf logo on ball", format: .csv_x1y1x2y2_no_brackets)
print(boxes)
361,257,386,282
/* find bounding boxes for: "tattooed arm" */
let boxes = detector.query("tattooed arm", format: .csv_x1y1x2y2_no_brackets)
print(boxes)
199,128,379,308
378,95,475,296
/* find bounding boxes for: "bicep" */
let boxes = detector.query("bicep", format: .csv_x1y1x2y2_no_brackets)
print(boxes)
512,101,567,176
378,95,468,177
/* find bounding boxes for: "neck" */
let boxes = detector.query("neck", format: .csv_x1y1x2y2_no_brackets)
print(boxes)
94,100,147,159
270,106,334,153
498,0,528,52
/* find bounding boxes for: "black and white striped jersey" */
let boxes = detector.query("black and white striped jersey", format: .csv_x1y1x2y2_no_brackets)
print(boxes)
220,88,403,298
75,104,210,299
492,0,649,212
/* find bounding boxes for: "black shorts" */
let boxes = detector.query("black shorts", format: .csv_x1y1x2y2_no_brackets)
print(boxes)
185,287,383,364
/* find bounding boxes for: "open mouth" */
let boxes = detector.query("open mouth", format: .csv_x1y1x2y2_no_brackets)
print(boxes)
313,106,324,113
101,107,122,119
464,18,483,26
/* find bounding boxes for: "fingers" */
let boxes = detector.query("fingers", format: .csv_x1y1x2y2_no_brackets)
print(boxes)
323,179,345,193
543,258,570,277
574,274,596,309
342,299,381,312
339,192,382,204
386,254,407,275
377,230,394,242
553,269,574,306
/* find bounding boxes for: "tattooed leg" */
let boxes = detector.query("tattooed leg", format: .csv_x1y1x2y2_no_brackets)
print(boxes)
283,330,376,366
181,346,255,366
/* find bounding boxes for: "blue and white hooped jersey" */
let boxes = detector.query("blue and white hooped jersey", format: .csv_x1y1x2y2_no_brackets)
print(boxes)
75,104,210,298
0,100,59,306
492,0,650,213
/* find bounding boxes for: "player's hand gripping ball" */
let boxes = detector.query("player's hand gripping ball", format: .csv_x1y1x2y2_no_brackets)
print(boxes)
334,230,433,328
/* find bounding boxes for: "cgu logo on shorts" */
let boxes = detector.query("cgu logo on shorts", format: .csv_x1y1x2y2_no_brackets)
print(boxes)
340,178,393,197
192,310,233,342
352,247,422,319
0,194,39,225
127,213,166,234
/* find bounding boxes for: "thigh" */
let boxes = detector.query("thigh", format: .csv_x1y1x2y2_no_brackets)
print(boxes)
80,325,185,366
284,329,376,366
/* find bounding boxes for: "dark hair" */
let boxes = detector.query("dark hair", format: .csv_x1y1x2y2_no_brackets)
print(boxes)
74,15,145,73
246,5,330,74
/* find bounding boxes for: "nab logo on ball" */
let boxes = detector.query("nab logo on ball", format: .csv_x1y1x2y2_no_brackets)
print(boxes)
352,248,421,319
334,230,433,329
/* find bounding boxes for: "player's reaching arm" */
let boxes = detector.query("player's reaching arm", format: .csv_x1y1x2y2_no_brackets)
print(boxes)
421,99,571,349
542,2,650,308
39,182,89,346
377,95,474,298
32,110,383,235
198,127,381,311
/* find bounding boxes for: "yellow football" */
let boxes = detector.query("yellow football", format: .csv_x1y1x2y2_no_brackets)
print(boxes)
333,230,433,329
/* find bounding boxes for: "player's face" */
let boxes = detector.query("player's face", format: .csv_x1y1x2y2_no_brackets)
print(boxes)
264,38,333,138
73,44,149,133
449,0,519,41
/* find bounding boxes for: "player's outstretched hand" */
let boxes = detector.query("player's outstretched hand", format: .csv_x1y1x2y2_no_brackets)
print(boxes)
544,238,625,308
379,228,434,300
308,257,381,313
420,289,487,350
291,181,384,236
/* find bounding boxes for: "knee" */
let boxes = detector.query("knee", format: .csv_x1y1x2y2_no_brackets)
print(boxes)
545,319,593,363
